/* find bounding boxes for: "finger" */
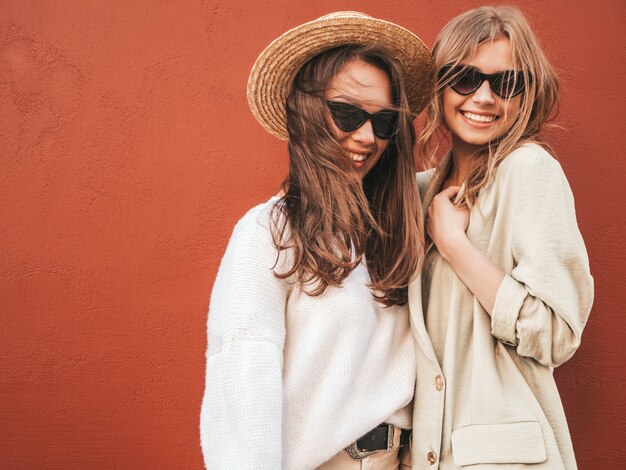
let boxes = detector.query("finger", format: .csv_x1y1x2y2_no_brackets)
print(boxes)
439,186,461,200
439,185,461,198
440,186,462,205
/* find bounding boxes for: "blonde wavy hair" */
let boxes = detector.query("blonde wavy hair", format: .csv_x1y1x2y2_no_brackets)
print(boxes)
418,6,560,206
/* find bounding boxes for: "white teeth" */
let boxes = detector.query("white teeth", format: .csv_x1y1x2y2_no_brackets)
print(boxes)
463,112,497,123
349,152,368,162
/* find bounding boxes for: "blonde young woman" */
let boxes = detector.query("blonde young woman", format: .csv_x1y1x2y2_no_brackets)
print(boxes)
408,6,593,469
200,12,434,470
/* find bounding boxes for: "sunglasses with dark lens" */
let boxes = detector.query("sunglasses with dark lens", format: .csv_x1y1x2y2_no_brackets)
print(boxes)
326,100,399,140
440,64,526,99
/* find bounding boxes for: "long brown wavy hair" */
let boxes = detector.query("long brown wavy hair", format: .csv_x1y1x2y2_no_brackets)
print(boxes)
271,44,423,306
418,6,560,206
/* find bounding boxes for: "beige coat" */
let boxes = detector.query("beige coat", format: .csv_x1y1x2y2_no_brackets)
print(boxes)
409,144,594,469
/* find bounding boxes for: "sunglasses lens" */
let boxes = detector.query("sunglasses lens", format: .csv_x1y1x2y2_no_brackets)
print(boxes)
493,71,525,98
327,101,365,132
446,67,481,95
371,112,398,140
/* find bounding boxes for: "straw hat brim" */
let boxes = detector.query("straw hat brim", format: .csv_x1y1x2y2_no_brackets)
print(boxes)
247,12,434,141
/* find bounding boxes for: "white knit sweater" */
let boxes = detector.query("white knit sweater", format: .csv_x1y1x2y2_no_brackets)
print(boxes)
200,197,416,470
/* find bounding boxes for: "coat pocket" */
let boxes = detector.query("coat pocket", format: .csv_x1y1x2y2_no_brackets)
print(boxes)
451,421,547,466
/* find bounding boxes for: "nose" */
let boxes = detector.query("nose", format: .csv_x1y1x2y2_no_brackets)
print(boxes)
351,119,376,144
472,80,495,105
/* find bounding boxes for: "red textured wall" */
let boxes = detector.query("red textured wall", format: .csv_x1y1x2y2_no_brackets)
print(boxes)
1,1,624,468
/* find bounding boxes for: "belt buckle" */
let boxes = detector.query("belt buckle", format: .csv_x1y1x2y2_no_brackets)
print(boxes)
346,442,377,460
345,424,394,460
386,424,394,451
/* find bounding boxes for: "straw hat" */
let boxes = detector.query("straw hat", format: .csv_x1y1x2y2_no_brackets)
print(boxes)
247,11,434,141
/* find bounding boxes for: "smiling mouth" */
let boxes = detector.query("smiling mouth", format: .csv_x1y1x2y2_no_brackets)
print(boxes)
461,111,499,123
348,151,369,163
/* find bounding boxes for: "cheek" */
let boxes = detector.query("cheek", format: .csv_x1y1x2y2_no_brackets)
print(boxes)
376,138,390,156
507,97,522,118
498,97,522,131
441,90,459,127
324,111,341,138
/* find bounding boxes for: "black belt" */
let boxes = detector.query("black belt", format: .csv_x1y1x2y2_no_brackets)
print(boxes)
346,424,411,459
357,424,411,451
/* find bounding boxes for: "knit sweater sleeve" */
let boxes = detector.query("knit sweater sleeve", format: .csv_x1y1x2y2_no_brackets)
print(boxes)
490,145,594,367
200,202,289,469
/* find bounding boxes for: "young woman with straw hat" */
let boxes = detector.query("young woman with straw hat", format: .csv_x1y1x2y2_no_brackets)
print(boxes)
200,11,433,470
409,6,593,469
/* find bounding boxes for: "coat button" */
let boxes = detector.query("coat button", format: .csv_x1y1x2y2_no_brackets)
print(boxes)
427,451,437,465
435,375,444,391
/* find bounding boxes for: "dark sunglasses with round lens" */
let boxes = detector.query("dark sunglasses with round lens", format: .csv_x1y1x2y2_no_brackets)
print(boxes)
326,100,399,140
440,64,527,99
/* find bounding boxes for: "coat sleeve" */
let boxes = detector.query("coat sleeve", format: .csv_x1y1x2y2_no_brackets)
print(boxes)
490,148,594,367
200,205,289,469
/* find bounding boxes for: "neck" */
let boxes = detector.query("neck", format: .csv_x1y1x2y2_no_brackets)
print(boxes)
448,136,483,186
